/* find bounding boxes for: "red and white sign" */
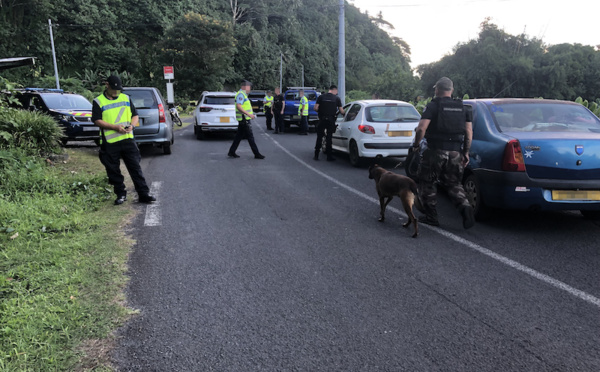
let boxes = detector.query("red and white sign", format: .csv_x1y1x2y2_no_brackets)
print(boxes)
163,66,174,80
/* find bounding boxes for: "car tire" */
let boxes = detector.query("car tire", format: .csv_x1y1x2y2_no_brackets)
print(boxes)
463,173,490,221
163,142,172,155
580,210,600,220
196,128,205,140
349,140,363,167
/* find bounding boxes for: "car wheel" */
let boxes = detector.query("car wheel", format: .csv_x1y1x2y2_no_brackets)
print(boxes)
196,128,205,140
163,143,172,155
463,173,490,221
349,140,363,167
580,210,600,220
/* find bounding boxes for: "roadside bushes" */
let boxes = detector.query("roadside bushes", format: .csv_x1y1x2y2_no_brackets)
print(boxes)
0,108,63,156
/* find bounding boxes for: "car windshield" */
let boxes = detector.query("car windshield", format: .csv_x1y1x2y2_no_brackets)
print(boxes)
204,96,235,105
124,90,157,109
489,102,600,133
41,94,92,110
365,105,420,123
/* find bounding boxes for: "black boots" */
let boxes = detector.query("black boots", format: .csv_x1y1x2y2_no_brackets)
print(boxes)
314,150,319,161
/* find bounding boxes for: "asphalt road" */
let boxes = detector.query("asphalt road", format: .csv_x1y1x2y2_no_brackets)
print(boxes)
113,117,600,371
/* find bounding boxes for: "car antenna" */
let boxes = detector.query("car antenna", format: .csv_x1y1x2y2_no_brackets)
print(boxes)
493,79,518,98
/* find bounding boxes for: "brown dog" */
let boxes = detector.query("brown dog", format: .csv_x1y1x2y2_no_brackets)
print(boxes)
368,164,424,238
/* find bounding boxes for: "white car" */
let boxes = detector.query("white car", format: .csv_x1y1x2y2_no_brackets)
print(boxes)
193,91,238,140
329,100,420,166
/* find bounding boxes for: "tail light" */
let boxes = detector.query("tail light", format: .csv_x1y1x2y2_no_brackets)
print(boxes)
502,139,526,172
199,106,213,112
158,103,166,123
358,124,375,134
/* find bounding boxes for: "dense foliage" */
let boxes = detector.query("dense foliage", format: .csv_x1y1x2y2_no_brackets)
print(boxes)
418,19,600,101
0,0,416,101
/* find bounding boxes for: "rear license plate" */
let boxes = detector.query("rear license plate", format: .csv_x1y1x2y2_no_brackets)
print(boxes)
388,130,413,137
220,117,230,123
82,126,98,131
292,115,300,120
552,190,600,201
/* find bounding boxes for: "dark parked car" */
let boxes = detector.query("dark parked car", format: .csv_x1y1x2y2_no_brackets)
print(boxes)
122,87,174,155
462,98,600,220
248,90,266,114
7,88,98,145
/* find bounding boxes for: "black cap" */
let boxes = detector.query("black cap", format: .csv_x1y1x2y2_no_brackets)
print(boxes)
106,75,123,90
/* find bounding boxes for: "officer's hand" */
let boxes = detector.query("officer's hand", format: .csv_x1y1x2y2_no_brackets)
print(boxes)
249,114,256,120
124,126,133,133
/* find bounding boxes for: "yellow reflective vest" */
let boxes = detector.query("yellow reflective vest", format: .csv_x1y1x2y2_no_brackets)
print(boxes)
235,90,254,121
264,95,273,108
298,96,308,116
94,93,134,144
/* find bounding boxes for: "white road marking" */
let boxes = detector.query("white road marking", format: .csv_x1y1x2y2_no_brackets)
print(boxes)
265,133,600,309
144,181,162,227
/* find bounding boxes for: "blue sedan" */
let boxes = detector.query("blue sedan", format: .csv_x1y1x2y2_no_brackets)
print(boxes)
462,98,600,220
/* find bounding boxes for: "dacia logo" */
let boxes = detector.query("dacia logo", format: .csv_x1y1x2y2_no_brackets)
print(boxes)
575,145,584,156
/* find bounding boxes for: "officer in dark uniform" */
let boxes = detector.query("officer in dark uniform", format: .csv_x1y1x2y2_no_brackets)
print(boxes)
272,87,285,134
92,75,156,205
412,77,474,228
313,85,344,161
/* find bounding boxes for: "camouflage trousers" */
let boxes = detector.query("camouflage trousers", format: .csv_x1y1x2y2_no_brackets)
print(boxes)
417,148,470,220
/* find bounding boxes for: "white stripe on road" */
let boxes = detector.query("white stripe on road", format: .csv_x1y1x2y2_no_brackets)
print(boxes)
144,181,162,227
264,132,600,309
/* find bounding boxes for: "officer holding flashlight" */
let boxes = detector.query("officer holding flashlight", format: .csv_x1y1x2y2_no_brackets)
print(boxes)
92,75,155,205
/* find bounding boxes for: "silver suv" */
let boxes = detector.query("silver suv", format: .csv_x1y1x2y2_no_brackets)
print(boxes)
123,87,174,154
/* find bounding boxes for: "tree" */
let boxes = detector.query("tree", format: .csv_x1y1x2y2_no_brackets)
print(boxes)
161,13,237,98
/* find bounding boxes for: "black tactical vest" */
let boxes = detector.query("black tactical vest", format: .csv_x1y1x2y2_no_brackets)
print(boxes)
425,97,465,151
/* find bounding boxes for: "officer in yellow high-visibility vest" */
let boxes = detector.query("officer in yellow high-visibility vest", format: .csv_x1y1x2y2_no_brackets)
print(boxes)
228,80,265,159
264,90,274,130
92,75,156,205
298,89,309,135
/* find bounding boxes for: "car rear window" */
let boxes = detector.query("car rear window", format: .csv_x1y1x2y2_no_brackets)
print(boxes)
41,94,92,110
204,96,235,105
489,102,600,133
285,92,317,101
125,90,157,109
366,105,420,123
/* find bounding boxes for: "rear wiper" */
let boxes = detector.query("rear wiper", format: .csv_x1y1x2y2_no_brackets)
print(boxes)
393,117,420,122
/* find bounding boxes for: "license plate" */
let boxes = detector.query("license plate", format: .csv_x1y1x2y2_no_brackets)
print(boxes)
292,115,300,120
552,190,600,201
220,117,230,123
388,130,413,137
82,126,98,131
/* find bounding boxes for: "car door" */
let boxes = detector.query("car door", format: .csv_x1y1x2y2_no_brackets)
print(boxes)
339,103,362,150
332,104,351,149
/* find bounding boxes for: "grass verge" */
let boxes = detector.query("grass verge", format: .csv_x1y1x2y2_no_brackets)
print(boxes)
0,147,136,371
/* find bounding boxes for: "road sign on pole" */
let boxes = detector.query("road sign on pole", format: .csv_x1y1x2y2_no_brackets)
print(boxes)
163,66,174,80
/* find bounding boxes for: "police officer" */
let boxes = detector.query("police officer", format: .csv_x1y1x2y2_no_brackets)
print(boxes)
228,80,265,159
412,77,474,228
297,89,309,135
313,85,344,161
272,87,285,134
264,90,274,130
92,75,156,205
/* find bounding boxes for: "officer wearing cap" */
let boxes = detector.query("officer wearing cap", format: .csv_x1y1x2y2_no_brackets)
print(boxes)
412,77,474,228
264,90,274,130
228,80,265,159
92,75,156,205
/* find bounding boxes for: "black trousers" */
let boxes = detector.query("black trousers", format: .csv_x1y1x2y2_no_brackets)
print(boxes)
229,118,260,156
274,110,284,133
265,107,273,129
99,139,150,197
315,117,336,154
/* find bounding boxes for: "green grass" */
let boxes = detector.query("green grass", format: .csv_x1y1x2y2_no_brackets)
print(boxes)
0,148,136,371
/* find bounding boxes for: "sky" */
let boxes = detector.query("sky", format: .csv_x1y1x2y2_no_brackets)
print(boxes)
349,0,600,69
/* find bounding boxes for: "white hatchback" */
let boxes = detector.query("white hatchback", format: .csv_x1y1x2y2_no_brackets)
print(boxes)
193,91,238,140
330,100,420,166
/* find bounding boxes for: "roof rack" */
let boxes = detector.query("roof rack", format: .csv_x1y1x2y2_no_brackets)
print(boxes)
24,87,64,93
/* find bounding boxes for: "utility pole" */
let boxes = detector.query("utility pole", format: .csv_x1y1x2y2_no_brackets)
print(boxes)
338,0,345,104
301,64,304,88
280,51,283,92
48,19,60,90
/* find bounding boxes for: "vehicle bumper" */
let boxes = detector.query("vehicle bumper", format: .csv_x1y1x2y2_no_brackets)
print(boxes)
134,123,172,145
357,138,412,158
195,123,239,132
475,169,600,211
283,114,319,123
63,122,100,141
